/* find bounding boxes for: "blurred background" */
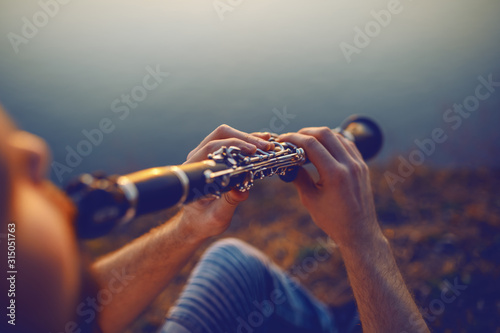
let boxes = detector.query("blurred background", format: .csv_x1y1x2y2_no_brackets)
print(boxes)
1,0,499,332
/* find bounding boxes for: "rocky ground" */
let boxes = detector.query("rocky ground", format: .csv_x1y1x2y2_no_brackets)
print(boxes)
85,164,500,332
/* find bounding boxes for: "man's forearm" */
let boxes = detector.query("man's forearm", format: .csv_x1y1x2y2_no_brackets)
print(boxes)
91,210,206,333
339,226,429,333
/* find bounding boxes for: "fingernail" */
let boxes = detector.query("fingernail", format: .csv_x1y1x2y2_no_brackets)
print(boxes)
257,138,269,147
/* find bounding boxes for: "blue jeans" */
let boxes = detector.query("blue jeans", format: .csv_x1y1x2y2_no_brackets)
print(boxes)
160,238,359,333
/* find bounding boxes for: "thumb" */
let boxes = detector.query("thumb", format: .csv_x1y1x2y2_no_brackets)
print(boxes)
212,190,248,223
293,168,317,201
223,189,250,207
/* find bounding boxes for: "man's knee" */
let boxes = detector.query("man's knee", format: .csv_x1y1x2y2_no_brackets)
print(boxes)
204,238,267,262
200,238,271,281
206,237,249,254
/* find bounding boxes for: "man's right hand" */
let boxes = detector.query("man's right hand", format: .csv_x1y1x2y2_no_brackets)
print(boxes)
279,127,430,333
278,127,383,250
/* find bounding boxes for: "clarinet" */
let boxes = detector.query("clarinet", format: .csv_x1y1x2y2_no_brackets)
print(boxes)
66,115,383,239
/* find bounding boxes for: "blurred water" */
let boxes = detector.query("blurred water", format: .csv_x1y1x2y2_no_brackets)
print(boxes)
0,0,499,184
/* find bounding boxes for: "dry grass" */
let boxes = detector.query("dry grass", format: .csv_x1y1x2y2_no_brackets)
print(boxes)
84,164,500,332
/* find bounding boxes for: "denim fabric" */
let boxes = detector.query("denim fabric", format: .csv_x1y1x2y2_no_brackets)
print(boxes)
160,238,354,333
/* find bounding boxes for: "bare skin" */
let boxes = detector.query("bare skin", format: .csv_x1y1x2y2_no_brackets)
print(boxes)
0,105,428,332
279,128,429,332
92,126,275,333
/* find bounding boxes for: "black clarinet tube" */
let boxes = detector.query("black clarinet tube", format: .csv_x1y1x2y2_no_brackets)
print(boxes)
66,115,383,239
65,160,235,239
124,160,246,216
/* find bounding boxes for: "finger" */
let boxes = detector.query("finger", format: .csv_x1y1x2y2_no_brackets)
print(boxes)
298,127,353,164
189,125,272,159
277,132,339,178
185,138,257,163
250,132,272,141
223,189,249,207
340,136,364,162
293,167,317,202
250,132,275,151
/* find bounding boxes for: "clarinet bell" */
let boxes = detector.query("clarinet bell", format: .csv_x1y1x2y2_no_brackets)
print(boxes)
279,115,383,183
339,115,383,161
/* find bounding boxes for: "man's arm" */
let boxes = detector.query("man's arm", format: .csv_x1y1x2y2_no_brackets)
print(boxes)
92,126,274,333
340,230,428,332
279,128,429,333
92,210,205,333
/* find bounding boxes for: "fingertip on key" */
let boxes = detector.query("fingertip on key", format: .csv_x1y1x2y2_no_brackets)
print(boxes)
255,138,270,150
276,133,289,142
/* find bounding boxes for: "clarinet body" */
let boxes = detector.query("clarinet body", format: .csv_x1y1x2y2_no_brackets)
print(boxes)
66,115,383,239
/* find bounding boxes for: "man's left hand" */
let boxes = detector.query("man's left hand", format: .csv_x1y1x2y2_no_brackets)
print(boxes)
180,125,273,241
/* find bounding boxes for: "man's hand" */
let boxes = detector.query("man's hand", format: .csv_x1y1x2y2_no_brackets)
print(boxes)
278,127,381,249
93,125,274,333
279,127,429,332
181,125,274,241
